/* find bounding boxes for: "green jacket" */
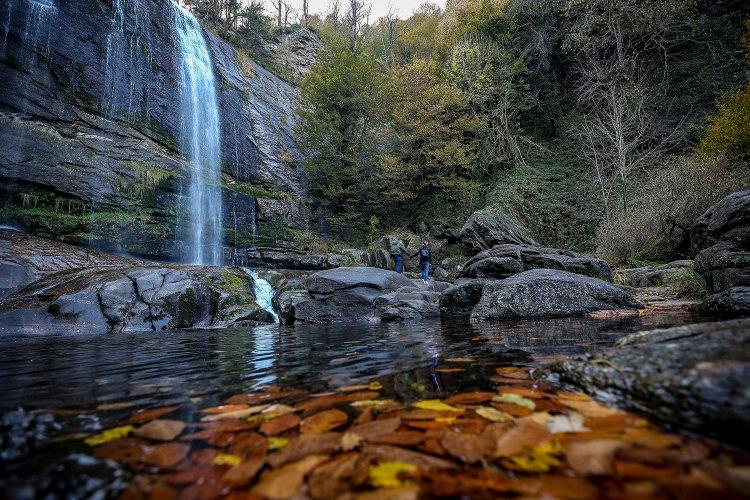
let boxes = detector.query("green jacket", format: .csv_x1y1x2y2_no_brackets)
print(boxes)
389,239,407,256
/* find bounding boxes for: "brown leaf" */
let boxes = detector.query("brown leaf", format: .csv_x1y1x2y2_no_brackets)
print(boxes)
337,384,369,392
500,387,546,399
354,486,419,500
300,409,349,434
440,431,492,463
492,402,533,417
515,475,598,499
294,391,379,412
418,438,446,456
349,417,402,440
613,460,682,480
266,433,342,468
178,481,224,500
222,457,265,488
96,401,136,411
566,439,624,475
94,437,149,467
622,428,681,449
200,404,249,415
260,414,300,436
141,442,190,469
225,390,306,406
361,444,456,469
252,455,329,499
165,465,222,486
435,368,464,373
558,399,620,419
444,391,495,405
134,420,186,442
493,419,550,457
353,408,375,425
200,405,269,422
128,406,181,425
231,432,268,458
415,469,519,497
399,409,454,420
370,431,426,446
308,452,371,499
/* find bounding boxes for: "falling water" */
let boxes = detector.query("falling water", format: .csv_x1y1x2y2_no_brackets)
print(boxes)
3,0,57,61
243,268,279,323
172,4,222,266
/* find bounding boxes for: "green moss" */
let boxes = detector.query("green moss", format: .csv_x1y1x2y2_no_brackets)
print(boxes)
175,288,198,328
667,269,708,298
130,114,178,152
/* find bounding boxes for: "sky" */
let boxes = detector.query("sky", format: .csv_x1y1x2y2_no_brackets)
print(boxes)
263,0,446,22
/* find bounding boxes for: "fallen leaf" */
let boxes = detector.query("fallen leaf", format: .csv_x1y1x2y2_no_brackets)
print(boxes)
370,431,426,446
338,384,369,392
444,392,495,405
268,436,289,450
558,399,619,418
308,452,371,499
341,431,363,451
435,368,464,373
349,417,402,440
492,402,533,417
613,460,682,480
475,406,513,423
231,432,268,458
445,357,474,363
300,409,348,434
622,428,681,449
566,440,624,475
267,433,342,467
134,419,185,441
350,399,399,410
501,387,546,399
261,413,301,436
412,400,463,412
493,393,536,410
494,419,550,457
206,454,238,468
142,442,190,469
369,462,417,488
201,404,249,415
546,413,588,434
361,444,456,469
295,391,379,412
262,404,297,418
253,454,329,499
225,390,305,406
504,439,563,472
96,401,136,411
200,405,270,422
354,486,419,500
85,425,135,446
93,437,149,466
128,406,181,424
368,382,383,390
440,431,491,463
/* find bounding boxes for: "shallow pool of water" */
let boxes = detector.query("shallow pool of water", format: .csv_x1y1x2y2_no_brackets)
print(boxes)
0,312,696,411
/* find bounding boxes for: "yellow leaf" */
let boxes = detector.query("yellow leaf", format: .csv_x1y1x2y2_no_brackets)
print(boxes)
368,381,383,391
493,393,536,410
475,406,512,422
351,399,396,408
268,437,289,450
506,439,563,472
213,453,243,466
369,461,417,488
412,400,463,412
84,425,134,446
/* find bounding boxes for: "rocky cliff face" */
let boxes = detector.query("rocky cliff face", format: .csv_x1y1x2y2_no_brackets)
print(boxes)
0,0,309,261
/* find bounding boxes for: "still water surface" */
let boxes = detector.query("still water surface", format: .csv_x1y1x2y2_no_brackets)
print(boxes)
0,313,695,411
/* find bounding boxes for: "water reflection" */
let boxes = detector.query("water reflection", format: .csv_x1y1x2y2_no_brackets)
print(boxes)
0,312,695,410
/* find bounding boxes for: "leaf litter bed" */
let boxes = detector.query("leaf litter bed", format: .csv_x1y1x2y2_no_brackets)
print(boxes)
13,365,748,499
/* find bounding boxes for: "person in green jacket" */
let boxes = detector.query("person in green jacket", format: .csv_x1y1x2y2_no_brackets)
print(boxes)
389,238,407,273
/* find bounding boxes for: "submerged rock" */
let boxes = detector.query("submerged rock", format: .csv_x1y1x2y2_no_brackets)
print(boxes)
461,244,612,281
439,279,490,319
692,191,750,293
459,209,536,254
543,318,750,446
470,269,643,322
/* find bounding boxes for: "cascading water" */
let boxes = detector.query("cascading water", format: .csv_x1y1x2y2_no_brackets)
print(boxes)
172,4,222,266
243,268,279,323
3,0,57,61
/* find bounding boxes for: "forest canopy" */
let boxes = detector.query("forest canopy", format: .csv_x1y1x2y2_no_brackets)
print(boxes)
189,0,750,265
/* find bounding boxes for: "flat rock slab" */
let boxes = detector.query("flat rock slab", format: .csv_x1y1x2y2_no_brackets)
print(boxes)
469,269,642,322
307,267,414,296
543,318,750,446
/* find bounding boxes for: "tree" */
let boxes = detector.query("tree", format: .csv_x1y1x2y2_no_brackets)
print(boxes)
344,0,371,52
296,37,390,238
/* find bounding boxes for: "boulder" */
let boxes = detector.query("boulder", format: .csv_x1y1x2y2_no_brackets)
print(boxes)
238,247,348,270
692,191,750,292
374,291,442,321
461,244,612,281
459,209,536,254
614,260,694,287
543,318,750,446
307,267,414,296
439,279,490,319
698,287,750,317
470,269,643,322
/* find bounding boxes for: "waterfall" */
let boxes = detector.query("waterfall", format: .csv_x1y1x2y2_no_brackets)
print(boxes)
172,4,222,266
243,268,279,323
3,0,57,61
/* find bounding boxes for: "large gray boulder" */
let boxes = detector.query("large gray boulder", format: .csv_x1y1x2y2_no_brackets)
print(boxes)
692,191,750,293
461,244,612,281
544,319,750,446
470,269,643,322
374,291,442,322
614,260,694,287
307,267,414,296
698,286,750,317
459,209,536,254
439,279,490,319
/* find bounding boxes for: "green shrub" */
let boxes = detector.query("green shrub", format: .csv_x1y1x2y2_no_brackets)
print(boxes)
666,269,708,298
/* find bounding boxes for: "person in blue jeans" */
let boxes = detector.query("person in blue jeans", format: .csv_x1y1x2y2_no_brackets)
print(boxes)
411,239,432,283
389,238,407,273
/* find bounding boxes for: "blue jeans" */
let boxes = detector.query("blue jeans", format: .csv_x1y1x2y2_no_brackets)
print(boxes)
421,262,430,281
393,255,403,273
